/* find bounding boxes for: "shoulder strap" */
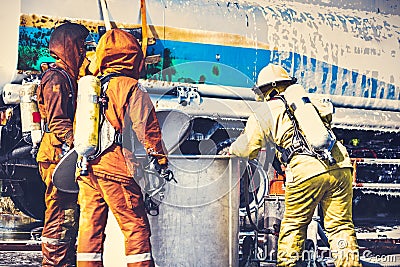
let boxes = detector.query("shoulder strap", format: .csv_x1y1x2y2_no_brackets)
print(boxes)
99,72,127,93
98,72,137,113
87,73,134,160
47,67,74,99
98,72,133,142
272,95,316,164
43,67,75,122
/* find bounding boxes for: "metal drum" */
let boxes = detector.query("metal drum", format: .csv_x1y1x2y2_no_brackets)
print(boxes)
104,155,241,267
149,155,240,267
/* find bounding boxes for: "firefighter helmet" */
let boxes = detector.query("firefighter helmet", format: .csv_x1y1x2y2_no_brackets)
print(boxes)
254,64,296,99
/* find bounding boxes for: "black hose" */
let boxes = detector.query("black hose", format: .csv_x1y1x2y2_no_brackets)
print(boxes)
244,163,260,231
317,223,329,247
244,162,271,234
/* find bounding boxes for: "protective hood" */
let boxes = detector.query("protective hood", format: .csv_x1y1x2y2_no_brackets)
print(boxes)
49,23,89,79
95,29,144,79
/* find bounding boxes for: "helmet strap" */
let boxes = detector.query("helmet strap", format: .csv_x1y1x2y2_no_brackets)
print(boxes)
255,77,298,100
267,88,280,99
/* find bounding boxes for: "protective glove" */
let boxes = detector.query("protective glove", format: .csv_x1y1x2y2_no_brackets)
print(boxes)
158,164,177,183
218,146,231,156
143,157,176,216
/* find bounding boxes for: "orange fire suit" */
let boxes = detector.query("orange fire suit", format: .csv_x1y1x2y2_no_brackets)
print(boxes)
229,94,361,267
36,23,89,266
76,29,167,267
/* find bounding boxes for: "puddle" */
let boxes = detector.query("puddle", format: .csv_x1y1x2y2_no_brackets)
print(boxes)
0,214,43,241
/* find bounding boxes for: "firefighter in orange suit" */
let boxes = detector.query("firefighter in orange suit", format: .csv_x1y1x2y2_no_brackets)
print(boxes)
76,29,168,267
229,64,362,267
36,22,89,266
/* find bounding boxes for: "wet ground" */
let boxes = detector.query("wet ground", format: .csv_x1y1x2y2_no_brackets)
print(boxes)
0,214,42,241
1,213,400,266
0,214,42,266
0,251,42,266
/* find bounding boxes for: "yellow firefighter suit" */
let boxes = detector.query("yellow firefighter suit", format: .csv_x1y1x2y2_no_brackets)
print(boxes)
76,29,167,267
230,95,361,267
36,22,89,266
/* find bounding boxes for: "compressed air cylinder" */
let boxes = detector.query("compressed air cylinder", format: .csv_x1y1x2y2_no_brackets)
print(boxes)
3,83,22,104
284,84,336,152
74,75,101,157
19,83,42,147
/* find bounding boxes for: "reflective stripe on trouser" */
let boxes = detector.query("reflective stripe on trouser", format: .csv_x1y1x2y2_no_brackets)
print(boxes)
38,162,78,267
277,168,362,267
77,172,154,267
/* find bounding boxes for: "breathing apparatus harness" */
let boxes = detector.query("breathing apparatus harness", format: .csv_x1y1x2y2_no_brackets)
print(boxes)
254,77,336,166
91,73,125,156
93,73,176,216
36,66,76,157
273,93,337,166
74,73,126,176
40,66,76,131
273,95,321,164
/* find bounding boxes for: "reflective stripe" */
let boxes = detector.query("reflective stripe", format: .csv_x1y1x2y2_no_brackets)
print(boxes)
126,252,152,263
41,236,70,245
77,253,102,261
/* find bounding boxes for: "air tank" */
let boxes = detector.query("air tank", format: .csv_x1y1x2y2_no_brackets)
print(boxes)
74,75,101,174
2,83,22,104
19,82,42,153
284,84,336,164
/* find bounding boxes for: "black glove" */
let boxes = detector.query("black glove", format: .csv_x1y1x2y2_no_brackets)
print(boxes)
158,164,177,183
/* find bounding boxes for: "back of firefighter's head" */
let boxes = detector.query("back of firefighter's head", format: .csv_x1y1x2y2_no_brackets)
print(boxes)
96,29,144,79
49,22,89,77
253,64,296,101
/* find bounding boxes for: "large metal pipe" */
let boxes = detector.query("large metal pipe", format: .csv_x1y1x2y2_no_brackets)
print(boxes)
316,94,400,112
150,92,400,133
141,79,400,112
140,79,255,101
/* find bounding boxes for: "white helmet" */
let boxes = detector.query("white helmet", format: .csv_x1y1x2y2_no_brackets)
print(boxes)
257,64,292,88
253,64,296,101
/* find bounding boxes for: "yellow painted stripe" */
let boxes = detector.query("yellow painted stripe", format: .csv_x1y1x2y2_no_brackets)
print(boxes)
20,14,101,33
162,25,270,49
20,14,270,49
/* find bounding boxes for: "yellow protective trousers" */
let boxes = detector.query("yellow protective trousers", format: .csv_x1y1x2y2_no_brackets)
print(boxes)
277,168,362,267
38,162,79,267
76,173,153,267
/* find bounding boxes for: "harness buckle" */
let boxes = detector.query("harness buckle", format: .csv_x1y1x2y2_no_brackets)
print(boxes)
114,132,123,145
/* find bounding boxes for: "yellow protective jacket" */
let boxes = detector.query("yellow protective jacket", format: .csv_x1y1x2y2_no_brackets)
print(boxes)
230,93,352,184
89,29,167,182
36,23,89,163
